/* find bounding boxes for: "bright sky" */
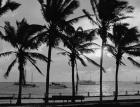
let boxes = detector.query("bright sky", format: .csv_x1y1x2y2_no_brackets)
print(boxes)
0,0,140,82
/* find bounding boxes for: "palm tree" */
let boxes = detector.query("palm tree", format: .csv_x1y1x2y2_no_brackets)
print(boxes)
106,23,140,102
37,0,80,103
0,0,20,17
75,68,79,95
83,0,134,102
57,26,105,102
0,19,48,104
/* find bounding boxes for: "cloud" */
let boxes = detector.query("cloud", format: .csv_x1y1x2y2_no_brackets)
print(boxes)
73,18,94,30
85,48,113,60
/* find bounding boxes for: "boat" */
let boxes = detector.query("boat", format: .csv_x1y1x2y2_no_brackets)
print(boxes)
79,80,96,85
14,82,36,87
49,82,67,89
135,77,140,84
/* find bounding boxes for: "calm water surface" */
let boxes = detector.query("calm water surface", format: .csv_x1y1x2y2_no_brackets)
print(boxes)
0,81,139,97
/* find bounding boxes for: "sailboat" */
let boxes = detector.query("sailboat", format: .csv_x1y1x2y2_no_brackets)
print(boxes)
78,71,97,85
135,76,140,84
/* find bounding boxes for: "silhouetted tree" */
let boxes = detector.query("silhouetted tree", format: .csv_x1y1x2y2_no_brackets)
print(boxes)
106,23,140,102
57,26,105,102
83,0,134,102
0,19,48,105
37,0,80,103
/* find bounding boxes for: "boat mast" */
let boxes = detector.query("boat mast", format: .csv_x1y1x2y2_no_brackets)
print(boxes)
31,72,33,83
89,71,92,81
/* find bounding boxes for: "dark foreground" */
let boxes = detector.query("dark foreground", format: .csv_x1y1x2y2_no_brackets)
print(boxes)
1,100,140,107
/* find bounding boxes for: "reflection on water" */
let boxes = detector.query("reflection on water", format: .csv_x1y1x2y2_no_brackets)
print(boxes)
0,81,139,97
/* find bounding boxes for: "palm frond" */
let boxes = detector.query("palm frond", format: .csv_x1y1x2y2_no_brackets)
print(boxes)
79,48,94,54
27,57,44,75
6,0,20,11
0,0,20,16
28,52,48,63
0,51,15,57
38,0,79,23
84,55,106,72
16,19,45,41
88,28,99,38
26,54,36,64
57,52,69,56
81,42,100,48
76,55,87,66
68,14,94,24
128,57,140,68
120,60,126,66
25,24,45,37
82,9,100,27
0,1,2,7
1,21,18,47
110,16,133,23
105,44,116,57
61,0,80,19
38,0,44,4
124,44,140,50
56,47,70,54
125,50,140,57
4,58,17,78
29,31,48,45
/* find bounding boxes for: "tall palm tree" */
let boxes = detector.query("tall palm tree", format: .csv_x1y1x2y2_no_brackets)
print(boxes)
0,0,20,17
83,0,134,102
57,26,105,102
75,68,79,95
106,23,140,102
37,0,80,103
0,19,48,104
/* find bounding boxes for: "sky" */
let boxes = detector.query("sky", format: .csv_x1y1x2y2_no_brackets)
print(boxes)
0,0,140,82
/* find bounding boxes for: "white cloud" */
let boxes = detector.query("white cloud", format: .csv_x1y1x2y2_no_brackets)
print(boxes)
73,17,96,30
85,48,113,60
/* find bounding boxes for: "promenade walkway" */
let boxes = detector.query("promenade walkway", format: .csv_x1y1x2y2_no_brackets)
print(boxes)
0,94,140,104
0,96,140,107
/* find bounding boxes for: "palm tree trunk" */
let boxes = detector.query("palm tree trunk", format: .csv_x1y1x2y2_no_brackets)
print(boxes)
71,56,75,102
16,62,24,104
76,71,79,95
22,70,26,85
99,42,104,103
45,44,52,103
114,59,120,102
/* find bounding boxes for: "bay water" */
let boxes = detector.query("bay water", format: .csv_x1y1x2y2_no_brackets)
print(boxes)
0,81,139,97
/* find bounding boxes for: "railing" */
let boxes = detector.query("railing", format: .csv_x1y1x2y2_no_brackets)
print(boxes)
79,90,140,97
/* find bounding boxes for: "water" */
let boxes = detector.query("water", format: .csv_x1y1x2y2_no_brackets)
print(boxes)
0,81,139,97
